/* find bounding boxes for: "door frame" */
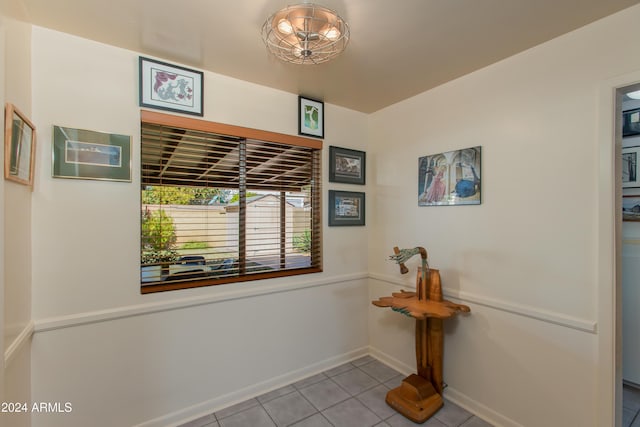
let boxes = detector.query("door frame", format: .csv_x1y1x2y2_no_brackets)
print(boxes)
598,72,640,427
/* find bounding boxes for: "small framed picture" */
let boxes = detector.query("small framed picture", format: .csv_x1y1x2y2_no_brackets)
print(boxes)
139,56,203,116
623,196,640,221
52,125,132,182
623,146,640,188
623,108,640,137
299,96,324,138
329,146,366,185
4,103,36,187
328,190,365,226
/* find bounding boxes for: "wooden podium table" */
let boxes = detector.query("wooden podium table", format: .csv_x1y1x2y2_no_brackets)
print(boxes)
372,247,469,423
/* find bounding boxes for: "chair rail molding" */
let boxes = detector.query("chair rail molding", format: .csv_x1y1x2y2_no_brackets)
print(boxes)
369,273,597,333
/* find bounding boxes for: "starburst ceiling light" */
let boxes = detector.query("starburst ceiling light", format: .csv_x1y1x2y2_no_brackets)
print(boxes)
261,3,350,65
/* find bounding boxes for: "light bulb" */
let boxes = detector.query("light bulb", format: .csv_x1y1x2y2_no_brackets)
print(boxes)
277,18,293,35
322,26,340,41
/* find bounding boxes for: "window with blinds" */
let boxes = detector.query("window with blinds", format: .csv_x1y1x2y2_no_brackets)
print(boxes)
140,111,322,293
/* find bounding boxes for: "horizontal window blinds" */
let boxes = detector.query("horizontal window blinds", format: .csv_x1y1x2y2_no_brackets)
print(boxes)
140,112,322,293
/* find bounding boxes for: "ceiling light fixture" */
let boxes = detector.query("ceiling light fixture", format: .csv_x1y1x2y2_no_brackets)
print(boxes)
261,3,350,65
627,90,640,100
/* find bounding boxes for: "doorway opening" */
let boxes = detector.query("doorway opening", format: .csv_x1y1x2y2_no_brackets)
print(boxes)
619,83,640,426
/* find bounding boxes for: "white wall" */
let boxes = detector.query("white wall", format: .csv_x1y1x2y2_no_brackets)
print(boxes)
1,12,32,427
368,5,640,427
30,27,369,426
0,8,6,412
20,4,640,427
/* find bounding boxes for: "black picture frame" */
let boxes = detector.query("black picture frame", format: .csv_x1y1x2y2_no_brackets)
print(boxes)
622,146,640,188
329,146,366,185
623,195,640,221
328,190,365,226
623,108,640,137
139,56,204,116
298,96,324,138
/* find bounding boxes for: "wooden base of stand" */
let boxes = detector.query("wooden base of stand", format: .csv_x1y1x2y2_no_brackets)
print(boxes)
374,249,470,424
385,374,443,424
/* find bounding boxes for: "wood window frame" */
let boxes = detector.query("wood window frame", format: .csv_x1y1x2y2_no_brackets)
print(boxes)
140,110,322,294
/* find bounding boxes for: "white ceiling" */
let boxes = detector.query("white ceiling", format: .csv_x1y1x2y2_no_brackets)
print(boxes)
6,0,640,113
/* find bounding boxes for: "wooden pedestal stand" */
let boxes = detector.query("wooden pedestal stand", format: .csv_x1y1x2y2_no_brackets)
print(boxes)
372,248,469,424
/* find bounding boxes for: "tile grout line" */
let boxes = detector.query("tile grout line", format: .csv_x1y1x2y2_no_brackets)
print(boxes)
257,397,279,427
293,360,386,426
286,381,331,427
333,362,388,425
182,357,490,427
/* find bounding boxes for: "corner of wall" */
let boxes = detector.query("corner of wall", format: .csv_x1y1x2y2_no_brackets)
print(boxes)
1,12,33,427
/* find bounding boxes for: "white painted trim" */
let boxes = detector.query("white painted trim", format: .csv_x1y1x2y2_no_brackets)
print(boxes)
443,386,524,427
136,347,369,427
4,321,34,367
138,345,527,427
369,346,522,427
33,272,369,333
369,273,597,333
368,346,413,376
596,70,640,427
34,271,598,335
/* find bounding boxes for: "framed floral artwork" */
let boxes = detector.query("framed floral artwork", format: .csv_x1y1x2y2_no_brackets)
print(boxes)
139,56,203,116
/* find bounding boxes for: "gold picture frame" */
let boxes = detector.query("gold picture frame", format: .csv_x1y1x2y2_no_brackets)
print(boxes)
4,103,36,187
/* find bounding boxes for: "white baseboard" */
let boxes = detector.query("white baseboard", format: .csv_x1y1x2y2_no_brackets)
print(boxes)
368,346,413,377
369,346,522,427
29,272,588,427
135,347,369,427
443,386,523,427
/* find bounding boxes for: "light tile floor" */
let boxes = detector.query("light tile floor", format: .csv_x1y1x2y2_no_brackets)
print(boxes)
624,383,640,427
179,356,493,427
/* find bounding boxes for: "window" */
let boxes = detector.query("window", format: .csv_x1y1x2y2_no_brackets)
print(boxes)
140,111,322,293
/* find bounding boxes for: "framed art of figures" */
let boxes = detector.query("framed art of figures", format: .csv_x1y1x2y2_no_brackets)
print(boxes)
52,125,132,182
298,96,324,138
418,146,481,206
4,103,36,187
623,146,640,188
329,146,366,185
139,56,204,116
328,190,365,226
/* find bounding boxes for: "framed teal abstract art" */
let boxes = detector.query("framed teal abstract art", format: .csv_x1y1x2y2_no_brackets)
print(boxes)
298,96,324,138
